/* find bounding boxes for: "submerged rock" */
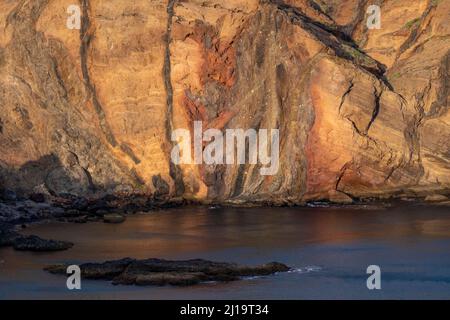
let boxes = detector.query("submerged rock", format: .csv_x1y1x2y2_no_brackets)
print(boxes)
45,258,290,286
13,235,73,252
103,214,126,224
1,223,74,251
45,258,135,280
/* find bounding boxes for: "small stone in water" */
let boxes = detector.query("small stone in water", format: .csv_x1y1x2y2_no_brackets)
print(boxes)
103,214,126,224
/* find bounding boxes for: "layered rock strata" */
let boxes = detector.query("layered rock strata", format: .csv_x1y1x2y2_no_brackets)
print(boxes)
0,0,448,205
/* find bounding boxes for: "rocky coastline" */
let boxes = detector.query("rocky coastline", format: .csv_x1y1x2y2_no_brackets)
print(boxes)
1,187,449,252
0,0,449,208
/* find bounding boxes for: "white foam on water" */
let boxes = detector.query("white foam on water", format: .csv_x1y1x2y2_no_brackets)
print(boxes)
288,266,322,274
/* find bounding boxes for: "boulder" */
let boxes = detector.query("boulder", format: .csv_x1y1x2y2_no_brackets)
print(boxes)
13,235,73,252
103,214,126,224
45,258,290,286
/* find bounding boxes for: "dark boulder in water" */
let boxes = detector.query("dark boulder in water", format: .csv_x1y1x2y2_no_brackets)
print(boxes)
0,228,21,247
13,235,73,251
45,258,290,286
1,224,73,251
103,213,126,224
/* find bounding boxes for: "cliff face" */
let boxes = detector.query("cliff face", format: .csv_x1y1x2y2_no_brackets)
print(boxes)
0,0,449,204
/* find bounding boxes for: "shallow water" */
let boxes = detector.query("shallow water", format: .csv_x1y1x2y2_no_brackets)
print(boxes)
1,204,450,299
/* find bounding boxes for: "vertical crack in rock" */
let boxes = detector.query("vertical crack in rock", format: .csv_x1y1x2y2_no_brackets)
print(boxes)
1,0,447,202
346,117,365,137
426,51,450,120
2,0,126,195
120,143,141,165
383,157,405,183
163,0,185,196
77,0,148,190
68,151,96,192
366,86,382,133
340,81,383,139
79,0,145,187
335,161,354,198
403,82,429,183
51,57,69,101
79,0,117,148
338,80,354,114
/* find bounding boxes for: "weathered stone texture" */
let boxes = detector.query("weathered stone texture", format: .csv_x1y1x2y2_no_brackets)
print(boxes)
0,0,448,204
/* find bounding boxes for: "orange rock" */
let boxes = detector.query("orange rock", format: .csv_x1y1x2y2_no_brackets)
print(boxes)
0,0,448,204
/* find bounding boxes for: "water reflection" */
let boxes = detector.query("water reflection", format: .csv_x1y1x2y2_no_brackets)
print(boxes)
1,203,450,299
13,204,450,259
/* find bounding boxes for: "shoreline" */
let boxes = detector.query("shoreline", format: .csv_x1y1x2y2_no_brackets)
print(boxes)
1,192,449,229
1,190,449,252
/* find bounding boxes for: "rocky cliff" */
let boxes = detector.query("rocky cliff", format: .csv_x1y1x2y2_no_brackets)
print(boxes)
0,0,449,205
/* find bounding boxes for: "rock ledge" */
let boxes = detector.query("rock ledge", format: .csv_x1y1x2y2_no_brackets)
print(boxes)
45,258,290,286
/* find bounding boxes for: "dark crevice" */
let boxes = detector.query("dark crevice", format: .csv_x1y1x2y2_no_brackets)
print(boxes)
335,161,356,199
163,0,185,196
270,1,399,91
120,143,141,165
51,57,68,101
270,1,386,76
338,80,354,114
130,168,146,186
231,164,247,198
402,82,429,183
79,0,117,147
383,158,405,183
82,167,96,192
342,0,369,37
79,0,147,188
366,86,382,133
346,117,365,137
425,51,450,120
68,151,96,192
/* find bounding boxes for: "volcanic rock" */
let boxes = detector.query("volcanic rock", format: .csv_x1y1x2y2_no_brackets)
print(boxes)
13,235,73,252
45,258,290,286
103,213,126,224
0,224,74,251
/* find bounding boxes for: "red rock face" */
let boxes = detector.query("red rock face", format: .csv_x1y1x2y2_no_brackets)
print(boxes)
0,0,448,204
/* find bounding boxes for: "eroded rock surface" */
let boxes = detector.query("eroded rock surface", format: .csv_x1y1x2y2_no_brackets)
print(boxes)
0,0,449,204
0,226,73,251
13,235,73,251
45,258,290,286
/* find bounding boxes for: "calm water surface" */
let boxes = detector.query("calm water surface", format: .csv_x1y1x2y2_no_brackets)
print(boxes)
1,204,450,299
